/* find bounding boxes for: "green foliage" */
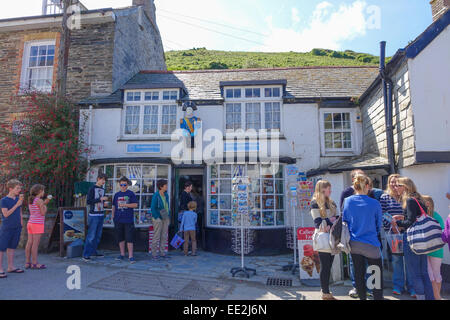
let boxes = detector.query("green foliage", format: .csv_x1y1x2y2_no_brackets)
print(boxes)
165,48,384,70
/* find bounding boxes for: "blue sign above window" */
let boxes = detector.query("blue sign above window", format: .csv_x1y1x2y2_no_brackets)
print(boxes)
126,144,161,153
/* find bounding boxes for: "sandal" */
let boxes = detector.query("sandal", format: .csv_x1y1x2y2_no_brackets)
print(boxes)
0,272,7,279
7,268,24,273
31,264,46,270
25,263,32,269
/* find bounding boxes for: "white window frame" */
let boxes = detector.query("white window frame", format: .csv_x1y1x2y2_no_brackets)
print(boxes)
223,86,283,134
19,40,56,94
122,89,180,137
319,108,358,156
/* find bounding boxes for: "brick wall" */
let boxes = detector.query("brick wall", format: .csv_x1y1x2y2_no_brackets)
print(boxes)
430,0,450,22
360,60,416,169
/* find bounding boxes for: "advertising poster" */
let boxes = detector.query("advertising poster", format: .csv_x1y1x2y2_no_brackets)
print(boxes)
61,208,87,243
297,227,320,281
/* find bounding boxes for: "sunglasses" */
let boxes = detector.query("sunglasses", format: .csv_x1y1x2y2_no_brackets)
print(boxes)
120,184,128,187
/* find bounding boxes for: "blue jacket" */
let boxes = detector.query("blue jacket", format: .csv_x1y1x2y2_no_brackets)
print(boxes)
343,194,382,248
180,210,197,232
149,192,170,220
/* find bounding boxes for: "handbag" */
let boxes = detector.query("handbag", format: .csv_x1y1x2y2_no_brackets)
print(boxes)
170,232,184,249
406,198,445,255
313,220,332,253
158,194,169,220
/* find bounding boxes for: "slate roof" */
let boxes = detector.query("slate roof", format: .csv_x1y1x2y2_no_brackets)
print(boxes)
307,153,390,177
121,66,379,102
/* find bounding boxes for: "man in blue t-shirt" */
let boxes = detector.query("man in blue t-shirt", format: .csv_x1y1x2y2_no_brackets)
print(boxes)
0,179,25,277
112,177,138,263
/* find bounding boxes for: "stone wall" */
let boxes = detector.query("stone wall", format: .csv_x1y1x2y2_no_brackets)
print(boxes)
360,60,416,169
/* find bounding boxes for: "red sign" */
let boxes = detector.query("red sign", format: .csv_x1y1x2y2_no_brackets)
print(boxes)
297,227,315,241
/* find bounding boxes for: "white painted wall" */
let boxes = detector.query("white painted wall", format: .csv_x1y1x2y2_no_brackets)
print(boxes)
400,164,450,265
408,25,450,152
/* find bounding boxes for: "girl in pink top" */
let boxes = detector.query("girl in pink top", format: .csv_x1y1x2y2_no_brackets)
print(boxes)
25,184,50,269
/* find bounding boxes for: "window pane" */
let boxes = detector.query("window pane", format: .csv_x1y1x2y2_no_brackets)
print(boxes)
234,89,241,98
38,56,46,67
30,46,38,56
273,87,280,97
38,45,47,56
219,195,231,209
170,91,177,100
47,45,55,55
262,211,274,226
220,164,231,178
125,106,140,134
325,132,333,148
126,92,134,101
29,57,37,67
253,88,260,97
46,55,54,66
265,88,271,97
276,211,284,226
163,91,170,100
245,88,252,97
226,89,233,98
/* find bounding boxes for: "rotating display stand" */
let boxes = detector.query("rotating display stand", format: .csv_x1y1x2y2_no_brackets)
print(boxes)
230,176,256,278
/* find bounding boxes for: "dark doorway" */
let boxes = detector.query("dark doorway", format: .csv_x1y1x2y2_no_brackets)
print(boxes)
175,172,205,249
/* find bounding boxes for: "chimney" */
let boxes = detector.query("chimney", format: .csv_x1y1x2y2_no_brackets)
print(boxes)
132,0,157,24
430,0,450,22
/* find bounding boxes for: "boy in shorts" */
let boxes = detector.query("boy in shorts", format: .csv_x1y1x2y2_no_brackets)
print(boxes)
112,177,138,263
0,179,25,277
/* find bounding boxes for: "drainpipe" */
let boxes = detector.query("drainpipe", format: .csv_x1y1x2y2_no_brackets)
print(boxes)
380,42,396,174
87,104,93,178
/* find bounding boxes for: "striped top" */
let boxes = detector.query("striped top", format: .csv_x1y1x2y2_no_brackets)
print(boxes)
28,197,45,224
380,193,404,232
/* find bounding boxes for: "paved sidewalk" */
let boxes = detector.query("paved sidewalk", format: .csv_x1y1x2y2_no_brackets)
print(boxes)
0,249,446,300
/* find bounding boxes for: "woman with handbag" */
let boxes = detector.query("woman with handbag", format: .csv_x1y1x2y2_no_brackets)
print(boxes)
391,177,434,300
150,179,171,260
310,180,339,300
343,175,384,300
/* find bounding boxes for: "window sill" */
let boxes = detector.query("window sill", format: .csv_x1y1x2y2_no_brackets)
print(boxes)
117,136,172,142
223,133,286,140
321,151,358,157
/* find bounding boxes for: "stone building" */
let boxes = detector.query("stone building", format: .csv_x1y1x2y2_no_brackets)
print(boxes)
0,0,166,129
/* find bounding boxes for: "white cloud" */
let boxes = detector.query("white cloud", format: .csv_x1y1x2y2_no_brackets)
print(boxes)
258,1,368,52
291,8,300,25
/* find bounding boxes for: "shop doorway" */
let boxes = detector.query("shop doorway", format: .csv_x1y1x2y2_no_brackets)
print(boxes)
174,168,205,249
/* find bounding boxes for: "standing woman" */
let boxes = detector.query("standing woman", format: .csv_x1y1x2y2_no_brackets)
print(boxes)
150,179,170,259
422,195,444,300
25,184,50,269
392,177,434,300
380,174,415,297
310,180,339,300
343,175,384,300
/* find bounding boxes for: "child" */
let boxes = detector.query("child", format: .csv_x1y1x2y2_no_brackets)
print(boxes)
25,184,50,269
0,179,25,278
180,201,198,256
112,177,138,263
82,173,108,262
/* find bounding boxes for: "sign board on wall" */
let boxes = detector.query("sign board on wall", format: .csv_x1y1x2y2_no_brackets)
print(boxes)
297,227,320,282
126,144,161,153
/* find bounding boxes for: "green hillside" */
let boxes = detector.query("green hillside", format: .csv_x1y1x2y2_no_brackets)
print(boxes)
164,48,387,71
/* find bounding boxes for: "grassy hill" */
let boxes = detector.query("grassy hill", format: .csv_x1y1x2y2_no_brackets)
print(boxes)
164,48,387,71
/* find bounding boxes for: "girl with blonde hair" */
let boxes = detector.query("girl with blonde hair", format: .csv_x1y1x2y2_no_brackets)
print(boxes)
392,177,434,300
422,195,444,300
343,174,384,300
310,180,338,300
380,174,414,296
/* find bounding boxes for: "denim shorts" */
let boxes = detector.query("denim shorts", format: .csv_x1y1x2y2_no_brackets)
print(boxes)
0,226,22,251
114,222,135,243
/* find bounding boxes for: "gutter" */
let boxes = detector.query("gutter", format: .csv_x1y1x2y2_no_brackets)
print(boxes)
380,42,396,174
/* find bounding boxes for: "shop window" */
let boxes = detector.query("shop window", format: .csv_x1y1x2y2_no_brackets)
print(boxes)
207,164,284,228
20,41,55,93
97,164,170,228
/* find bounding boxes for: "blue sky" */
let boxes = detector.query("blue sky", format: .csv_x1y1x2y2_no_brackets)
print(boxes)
0,0,433,56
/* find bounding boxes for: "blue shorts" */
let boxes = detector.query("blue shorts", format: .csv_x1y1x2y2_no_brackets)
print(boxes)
0,227,22,251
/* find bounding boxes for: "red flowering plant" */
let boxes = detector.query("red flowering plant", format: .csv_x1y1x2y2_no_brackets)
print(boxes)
0,92,89,210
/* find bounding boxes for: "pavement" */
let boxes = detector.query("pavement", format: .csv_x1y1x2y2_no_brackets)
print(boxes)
0,248,447,300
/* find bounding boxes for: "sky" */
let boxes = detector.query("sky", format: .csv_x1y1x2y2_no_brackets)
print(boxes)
0,0,433,56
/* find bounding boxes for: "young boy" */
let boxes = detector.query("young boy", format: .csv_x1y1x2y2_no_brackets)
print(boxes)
0,179,25,277
82,173,108,262
112,177,138,263
180,201,198,256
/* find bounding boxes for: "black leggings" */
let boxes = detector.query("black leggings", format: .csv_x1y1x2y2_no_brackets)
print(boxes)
351,253,384,300
318,252,335,294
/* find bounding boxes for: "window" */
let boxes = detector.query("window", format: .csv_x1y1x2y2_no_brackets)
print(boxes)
123,90,179,136
245,88,260,98
264,102,280,131
207,164,284,228
224,86,283,133
264,87,281,97
245,103,261,130
20,41,55,93
322,111,354,152
225,103,241,130
97,164,171,227
124,106,140,135
225,88,241,98
163,90,178,100
161,105,177,134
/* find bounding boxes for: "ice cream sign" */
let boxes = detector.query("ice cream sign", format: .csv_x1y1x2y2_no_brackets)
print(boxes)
297,227,320,280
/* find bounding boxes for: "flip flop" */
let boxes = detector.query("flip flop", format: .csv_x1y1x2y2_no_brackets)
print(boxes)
31,264,46,270
25,263,32,269
0,272,7,279
7,268,24,273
